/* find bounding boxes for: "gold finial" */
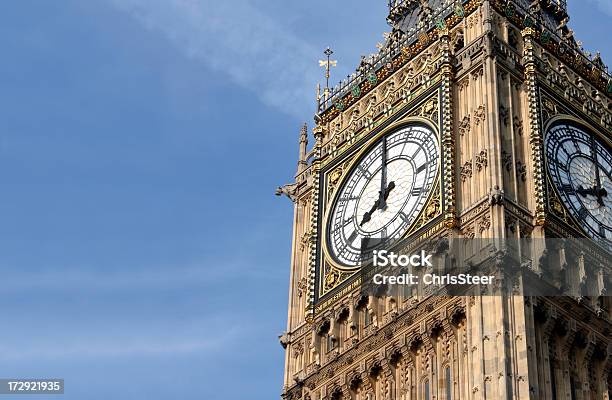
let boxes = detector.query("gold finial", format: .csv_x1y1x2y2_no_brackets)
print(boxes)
319,47,337,98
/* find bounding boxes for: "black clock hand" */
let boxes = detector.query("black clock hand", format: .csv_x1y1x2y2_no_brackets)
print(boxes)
378,137,388,210
590,138,606,206
360,181,396,227
383,181,396,201
598,188,608,207
577,185,608,205
577,185,598,197
360,197,380,227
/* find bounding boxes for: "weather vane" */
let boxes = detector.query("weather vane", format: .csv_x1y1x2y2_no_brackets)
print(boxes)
318,47,337,100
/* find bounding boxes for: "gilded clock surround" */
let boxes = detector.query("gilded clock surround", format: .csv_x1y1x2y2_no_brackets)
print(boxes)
319,112,444,299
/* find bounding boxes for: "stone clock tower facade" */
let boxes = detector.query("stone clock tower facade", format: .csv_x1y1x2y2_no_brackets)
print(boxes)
278,1,612,399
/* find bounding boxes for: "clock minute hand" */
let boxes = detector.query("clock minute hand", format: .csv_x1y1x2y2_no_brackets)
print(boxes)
361,182,397,227
590,138,606,206
598,188,608,206
378,137,388,210
596,186,608,206
593,165,607,207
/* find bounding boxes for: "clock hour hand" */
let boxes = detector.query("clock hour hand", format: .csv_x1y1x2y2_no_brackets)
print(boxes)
383,181,396,201
577,185,598,197
360,198,380,227
360,182,396,227
577,185,608,206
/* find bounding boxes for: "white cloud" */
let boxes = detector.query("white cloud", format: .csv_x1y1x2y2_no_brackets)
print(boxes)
107,0,319,119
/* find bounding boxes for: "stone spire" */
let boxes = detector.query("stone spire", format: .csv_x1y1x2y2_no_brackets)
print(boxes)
298,123,308,173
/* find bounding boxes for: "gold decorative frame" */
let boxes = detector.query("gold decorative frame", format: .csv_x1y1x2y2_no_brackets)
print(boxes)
316,100,444,301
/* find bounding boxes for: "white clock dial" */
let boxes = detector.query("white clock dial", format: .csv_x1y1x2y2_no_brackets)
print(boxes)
545,122,612,244
326,125,439,268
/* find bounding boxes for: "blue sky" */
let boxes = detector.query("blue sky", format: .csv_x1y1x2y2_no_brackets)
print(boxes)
0,1,609,399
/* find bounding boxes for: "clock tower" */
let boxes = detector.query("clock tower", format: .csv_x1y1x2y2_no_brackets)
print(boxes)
278,1,612,399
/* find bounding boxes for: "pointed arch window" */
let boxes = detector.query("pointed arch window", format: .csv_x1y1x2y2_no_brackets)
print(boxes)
326,333,335,352
364,307,371,326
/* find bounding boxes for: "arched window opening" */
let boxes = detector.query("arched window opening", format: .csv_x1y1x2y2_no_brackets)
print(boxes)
327,333,335,352
317,320,333,353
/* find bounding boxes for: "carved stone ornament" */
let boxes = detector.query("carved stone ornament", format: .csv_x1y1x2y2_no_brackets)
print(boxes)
475,149,488,172
501,150,513,172
499,105,510,126
459,115,471,137
324,267,341,291
516,161,527,182
276,182,299,202
425,199,440,220
462,225,475,239
551,198,565,217
417,96,439,123
479,213,491,233
300,230,313,251
513,115,523,136
489,185,504,206
329,168,343,192
297,277,308,298
461,160,473,182
473,105,486,126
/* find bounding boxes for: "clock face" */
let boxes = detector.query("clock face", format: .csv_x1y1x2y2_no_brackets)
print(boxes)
545,122,612,243
326,125,439,268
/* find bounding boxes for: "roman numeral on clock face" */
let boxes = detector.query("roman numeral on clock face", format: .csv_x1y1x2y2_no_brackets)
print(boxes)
357,165,372,179
554,159,568,172
561,184,574,194
339,195,359,203
411,187,422,196
333,218,352,232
